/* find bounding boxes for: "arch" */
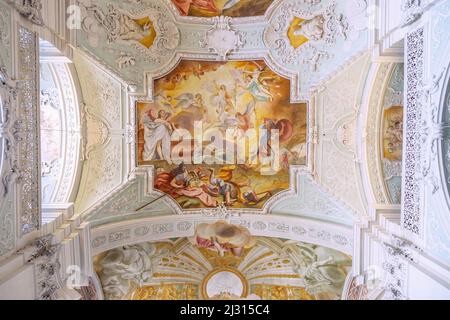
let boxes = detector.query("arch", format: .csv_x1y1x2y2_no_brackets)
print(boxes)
39,42,85,223
439,62,450,209
0,92,4,197
357,61,404,212
90,213,353,257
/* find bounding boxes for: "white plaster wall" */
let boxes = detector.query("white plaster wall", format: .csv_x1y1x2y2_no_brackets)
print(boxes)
0,265,36,300
408,265,450,299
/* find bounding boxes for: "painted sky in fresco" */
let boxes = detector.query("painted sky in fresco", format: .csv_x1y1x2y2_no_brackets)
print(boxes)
171,0,274,17
137,60,307,210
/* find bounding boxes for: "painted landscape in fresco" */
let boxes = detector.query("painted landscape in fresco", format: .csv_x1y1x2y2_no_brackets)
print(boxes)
171,0,273,17
137,60,307,209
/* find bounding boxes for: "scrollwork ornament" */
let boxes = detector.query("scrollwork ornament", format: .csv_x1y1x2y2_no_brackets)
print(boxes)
420,68,448,195
0,57,17,255
401,0,425,27
80,3,180,66
201,203,241,219
0,59,20,199
22,235,63,300
200,16,245,61
381,235,422,300
14,0,44,26
264,0,348,66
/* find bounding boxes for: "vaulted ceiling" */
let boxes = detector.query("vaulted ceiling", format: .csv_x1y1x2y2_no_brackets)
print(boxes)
2,0,450,302
23,1,407,274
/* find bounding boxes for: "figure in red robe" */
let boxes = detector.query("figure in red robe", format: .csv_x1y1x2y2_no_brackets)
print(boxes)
172,0,219,16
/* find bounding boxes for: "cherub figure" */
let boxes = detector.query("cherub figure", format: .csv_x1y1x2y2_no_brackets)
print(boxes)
293,16,325,41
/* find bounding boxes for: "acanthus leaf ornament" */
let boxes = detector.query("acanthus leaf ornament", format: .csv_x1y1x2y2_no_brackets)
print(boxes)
200,16,245,61
14,0,44,26
21,235,63,300
201,203,241,219
0,60,20,200
80,101,111,161
381,235,422,300
401,0,425,27
264,0,349,66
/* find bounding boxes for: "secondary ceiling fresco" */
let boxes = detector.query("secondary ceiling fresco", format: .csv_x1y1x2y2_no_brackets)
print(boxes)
381,64,404,204
94,235,352,300
137,60,307,209
171,0,274,17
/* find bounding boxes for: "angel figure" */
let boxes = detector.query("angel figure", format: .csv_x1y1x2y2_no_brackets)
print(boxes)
385,115,403,156
174,93,209,122
302,256,348,296
154,92,174,110
85,4,156,45
232,65,279,103
191,63,206,79
175,93,205,111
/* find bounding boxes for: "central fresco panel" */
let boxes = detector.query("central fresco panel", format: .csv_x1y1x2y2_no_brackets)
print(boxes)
137,60,307,209
171,0,274,17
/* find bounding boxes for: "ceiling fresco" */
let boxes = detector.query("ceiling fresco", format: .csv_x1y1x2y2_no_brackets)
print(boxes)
171,0,274,17
69,0,369,225
94,223,352,300
381,64,404,204
137,60,307,209
71,0,369,218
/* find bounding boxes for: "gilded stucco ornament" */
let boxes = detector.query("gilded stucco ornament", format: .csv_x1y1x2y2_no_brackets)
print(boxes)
264,1,349,66
80,2,180,66
200,16,245,61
